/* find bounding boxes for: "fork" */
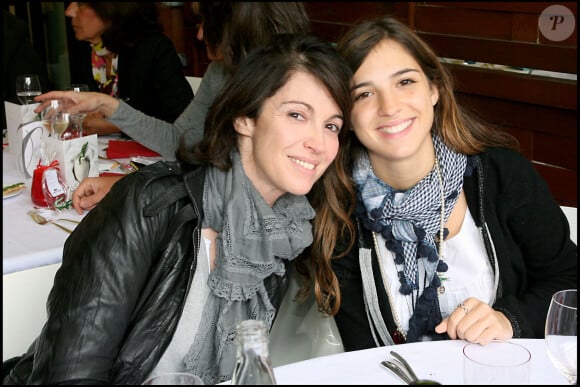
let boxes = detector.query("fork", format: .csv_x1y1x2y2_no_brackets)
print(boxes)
381,351,441,385
27,210,78,234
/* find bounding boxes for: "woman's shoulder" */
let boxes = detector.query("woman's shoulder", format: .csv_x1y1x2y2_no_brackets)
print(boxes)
480,147,531,169
477,147,543,187
203,61,229,85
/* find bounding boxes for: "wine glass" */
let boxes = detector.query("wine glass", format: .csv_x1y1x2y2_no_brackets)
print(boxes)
545,289,577,384
53,112,71,140
41,100,62,137
16,74,41,104
65,84,89,138
15,74,42,121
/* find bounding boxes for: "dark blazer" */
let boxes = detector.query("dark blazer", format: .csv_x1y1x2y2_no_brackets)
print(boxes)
70,32,193,123
333,147,577,351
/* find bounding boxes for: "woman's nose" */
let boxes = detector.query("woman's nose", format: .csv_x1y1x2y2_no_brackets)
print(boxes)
65,2,77,17
304,128,325,153
378,91,401,117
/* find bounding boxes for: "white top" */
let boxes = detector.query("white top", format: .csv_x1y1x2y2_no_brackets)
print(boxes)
375,209,494,334
147,235,212,378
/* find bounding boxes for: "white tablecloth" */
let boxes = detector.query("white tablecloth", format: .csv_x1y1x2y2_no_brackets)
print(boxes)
3,151,87,274
272,338,568,385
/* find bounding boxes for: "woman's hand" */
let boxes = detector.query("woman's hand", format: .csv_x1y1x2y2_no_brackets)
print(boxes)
434,297,513,345
34,91,120,118
72,175,123,214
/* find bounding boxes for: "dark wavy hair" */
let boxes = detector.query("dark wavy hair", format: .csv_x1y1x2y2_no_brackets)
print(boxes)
80,2,162,53
177,33,352,171
198,2,310,72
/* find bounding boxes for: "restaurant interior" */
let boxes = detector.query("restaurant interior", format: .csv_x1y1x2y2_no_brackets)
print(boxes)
2,2,577,384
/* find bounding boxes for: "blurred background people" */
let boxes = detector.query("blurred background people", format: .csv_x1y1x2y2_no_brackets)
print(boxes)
35,2,310,212
64,2,193,135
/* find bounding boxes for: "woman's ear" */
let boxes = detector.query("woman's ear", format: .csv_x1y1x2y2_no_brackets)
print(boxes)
233,116,254,137
430,84,440,106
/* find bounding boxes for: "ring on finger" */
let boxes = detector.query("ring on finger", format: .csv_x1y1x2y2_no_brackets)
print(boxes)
457,302,470,315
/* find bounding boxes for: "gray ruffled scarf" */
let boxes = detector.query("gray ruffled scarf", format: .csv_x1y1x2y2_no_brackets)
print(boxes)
184,150,315,384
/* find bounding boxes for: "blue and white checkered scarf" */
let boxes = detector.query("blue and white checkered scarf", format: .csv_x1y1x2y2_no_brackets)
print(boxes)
353,134,466,295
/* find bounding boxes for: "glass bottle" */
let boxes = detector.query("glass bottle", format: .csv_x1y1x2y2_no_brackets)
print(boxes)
231,319,277,385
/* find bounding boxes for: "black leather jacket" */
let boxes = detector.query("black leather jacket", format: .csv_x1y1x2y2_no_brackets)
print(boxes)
5,161,205,384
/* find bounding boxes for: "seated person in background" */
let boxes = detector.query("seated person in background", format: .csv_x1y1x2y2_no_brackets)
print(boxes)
64,2,193,135
3,33,353,385
2,10,51,128
299,15,577,350
36,2,310,212
38,2,309,155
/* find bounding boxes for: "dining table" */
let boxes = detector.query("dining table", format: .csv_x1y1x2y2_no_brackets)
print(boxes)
3,150,87,274
270,338,569,385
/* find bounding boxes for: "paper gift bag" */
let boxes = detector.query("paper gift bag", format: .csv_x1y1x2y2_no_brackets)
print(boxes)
14,120,48,179
45,134,99,191
5,101,41,155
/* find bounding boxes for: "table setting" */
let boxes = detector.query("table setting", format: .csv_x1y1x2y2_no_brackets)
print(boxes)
271,338,571,385
3,130,163,274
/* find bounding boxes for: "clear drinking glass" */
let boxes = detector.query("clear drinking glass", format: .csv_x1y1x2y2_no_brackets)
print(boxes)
52,111,70,140
545,289,577,384
15,74,41,121
463,341,531,384
64,84,89,139
16,74,41,105
41,100,62,137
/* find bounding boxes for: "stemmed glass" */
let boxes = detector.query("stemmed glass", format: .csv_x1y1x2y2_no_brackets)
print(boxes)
41,100,70,141
63,84,89,139
545,289,577,384
15,74,42,122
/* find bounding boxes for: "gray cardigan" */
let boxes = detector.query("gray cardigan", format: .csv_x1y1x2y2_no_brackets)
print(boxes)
109,61,228,159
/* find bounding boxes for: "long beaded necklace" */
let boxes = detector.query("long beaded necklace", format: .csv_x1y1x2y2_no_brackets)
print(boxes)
371,157,447,343
434,157,447,294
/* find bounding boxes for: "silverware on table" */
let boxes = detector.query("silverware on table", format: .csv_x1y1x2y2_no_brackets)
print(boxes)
380,350,441,385
27,210,78,234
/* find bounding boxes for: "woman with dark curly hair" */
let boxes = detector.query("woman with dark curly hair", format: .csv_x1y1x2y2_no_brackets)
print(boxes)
65,2,193,134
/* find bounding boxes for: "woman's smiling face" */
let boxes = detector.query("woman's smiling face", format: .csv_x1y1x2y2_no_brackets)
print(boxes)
350,39,439,172
235,71,344,206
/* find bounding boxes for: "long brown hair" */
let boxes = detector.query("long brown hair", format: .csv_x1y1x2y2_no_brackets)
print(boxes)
338,16,519,155
177,33,352,173
305,16,519,316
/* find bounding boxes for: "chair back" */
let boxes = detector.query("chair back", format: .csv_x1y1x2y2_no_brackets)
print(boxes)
561,206,577,244
3,263,60,360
